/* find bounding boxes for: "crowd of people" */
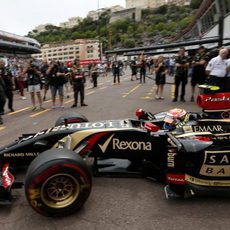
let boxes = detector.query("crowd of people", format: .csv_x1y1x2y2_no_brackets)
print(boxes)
0,46,230,125
127,46,230,101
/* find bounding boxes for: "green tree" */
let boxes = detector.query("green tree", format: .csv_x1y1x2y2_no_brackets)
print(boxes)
190,0,203,9
123,38,135,48
179,16,193,29
154,5,168,14
155,22,165,31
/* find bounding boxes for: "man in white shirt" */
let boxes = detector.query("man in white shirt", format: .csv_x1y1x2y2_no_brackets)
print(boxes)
205,48,229,91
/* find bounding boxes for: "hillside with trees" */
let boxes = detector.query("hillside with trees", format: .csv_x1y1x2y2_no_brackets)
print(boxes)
28,2,202,50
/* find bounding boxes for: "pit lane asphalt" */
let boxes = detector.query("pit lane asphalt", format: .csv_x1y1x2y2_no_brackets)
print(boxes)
1,70,229,230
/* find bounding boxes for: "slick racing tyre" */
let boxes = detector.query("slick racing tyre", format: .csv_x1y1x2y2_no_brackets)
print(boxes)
25,149,92,217
55,113,89,126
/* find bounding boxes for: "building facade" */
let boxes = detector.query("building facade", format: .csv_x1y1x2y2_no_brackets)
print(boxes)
110,7,142,23
126,0,190,9
87,5,125,21
32,24,55,35
32,39,100,62
59,17,83,28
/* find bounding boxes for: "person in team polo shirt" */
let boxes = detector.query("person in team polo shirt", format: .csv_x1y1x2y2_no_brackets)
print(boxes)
205,48,229,92
70,65,87,108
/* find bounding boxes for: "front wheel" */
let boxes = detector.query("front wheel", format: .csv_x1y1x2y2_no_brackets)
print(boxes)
24,149,92,217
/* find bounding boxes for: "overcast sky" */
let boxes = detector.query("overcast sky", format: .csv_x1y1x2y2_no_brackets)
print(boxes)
0,0,125,36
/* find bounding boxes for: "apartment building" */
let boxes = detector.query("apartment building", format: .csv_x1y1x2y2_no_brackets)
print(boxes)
32,39,100,62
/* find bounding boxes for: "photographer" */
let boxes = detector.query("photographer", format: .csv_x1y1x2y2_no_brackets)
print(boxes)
23,62,44,111
173,47,189,102
47,61,66,108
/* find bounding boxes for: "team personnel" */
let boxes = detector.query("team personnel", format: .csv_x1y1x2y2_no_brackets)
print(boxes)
40,60,49,101
173,47,189,102
70,66,87,108
205,48,229,92
0,60,6,124
91,63,98,88
0,59,14,114
130,57,138,81
139,58,146,83
2,67,15,112
112,60,120,84
154,56,167,99
190,46,207,101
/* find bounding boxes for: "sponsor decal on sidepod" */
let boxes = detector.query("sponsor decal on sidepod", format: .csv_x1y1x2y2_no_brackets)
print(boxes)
99,135,152,153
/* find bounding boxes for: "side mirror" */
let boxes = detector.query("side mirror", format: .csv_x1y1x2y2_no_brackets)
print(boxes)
144,122,160,132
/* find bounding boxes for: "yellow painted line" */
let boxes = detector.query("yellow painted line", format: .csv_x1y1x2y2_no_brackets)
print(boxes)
171,84,175,99
141,96,154,100
86,91,95,96
0,126,6,131
64,99,74,104
44,99,52,104
30,109,51,118
122,84,141,98
8,107,30,115
99,86,107,90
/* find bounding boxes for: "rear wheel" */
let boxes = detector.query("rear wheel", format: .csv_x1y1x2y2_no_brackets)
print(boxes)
55,113,88,126
25,149,92,217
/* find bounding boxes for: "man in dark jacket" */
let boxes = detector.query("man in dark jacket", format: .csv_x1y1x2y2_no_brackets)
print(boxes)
47,61,66,108
0,59,14,114
0,60,6,117
2,68,15,112
70,66,87,107
173,47,189,102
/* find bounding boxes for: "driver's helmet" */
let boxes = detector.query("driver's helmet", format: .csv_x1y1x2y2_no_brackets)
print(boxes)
163,108,188,130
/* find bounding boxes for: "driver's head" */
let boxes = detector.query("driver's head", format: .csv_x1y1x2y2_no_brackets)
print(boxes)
164,108,187,129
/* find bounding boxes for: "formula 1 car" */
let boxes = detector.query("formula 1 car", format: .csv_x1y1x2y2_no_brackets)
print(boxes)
0,89,230,217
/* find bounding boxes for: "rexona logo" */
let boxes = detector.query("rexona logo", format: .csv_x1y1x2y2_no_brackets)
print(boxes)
98,135,152,153
99,134,115,153
113,138,152,151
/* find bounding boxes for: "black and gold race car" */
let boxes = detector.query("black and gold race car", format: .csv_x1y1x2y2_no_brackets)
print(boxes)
0,102,230,217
